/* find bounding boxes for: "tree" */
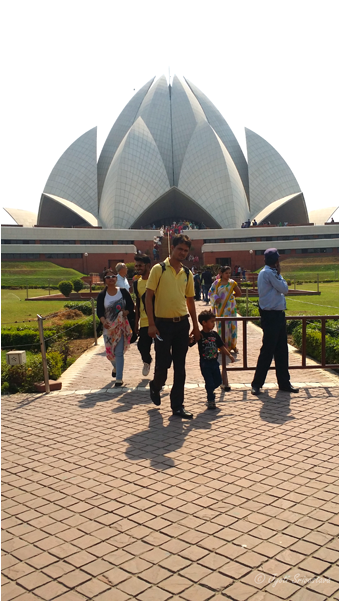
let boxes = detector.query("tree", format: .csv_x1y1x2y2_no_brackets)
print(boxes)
73,279,84,293
58,281,73,297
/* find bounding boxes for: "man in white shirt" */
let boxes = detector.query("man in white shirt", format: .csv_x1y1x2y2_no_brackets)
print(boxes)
115,263,130,291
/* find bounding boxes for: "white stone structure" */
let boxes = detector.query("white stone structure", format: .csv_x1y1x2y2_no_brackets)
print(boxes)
36,75,309,229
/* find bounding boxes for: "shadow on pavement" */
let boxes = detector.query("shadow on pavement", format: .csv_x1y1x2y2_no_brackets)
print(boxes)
124,406,222,469
259,392,294,424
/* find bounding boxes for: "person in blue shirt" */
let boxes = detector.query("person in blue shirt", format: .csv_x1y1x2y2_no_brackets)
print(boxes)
251,248,299,395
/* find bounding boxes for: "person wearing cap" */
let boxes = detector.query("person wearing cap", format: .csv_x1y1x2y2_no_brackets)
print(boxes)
251,248,299,395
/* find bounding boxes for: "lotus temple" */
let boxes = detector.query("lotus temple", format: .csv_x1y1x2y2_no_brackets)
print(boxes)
2,75,338,272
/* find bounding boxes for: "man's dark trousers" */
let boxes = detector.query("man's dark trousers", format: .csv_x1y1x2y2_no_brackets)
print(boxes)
137,327,152,365
252,309,290,389
151,318,189,411
200,358,222,402
202,285,209,302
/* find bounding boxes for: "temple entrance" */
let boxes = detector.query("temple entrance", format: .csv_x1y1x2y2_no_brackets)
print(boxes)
130,187,221,230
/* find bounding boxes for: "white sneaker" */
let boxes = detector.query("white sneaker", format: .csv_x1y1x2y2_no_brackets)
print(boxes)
142,363,151,376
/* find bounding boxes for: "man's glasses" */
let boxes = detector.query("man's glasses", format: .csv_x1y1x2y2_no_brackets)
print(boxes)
105,275,117,279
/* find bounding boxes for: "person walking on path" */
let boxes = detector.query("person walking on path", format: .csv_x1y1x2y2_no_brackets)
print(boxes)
251,248,299,395
209,266,241,353
134,254,153,377
97,268,135,387
115,263,131,291
190,310,234,410
194,271,201,301
201,267,213,302
145,234,201,419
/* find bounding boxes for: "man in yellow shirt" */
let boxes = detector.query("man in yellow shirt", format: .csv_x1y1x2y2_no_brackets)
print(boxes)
145,234,200,419
134,254,153,376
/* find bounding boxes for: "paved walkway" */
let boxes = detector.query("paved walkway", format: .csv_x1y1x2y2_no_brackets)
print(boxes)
59,300,338,393
2,301,339,601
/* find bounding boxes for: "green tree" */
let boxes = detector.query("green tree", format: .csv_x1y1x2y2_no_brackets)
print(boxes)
58,280,73,297
73,279,84,292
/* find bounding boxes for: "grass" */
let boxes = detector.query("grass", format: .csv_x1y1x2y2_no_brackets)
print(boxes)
241,282,339,316
278,257,339,281
1,289,69,329
2,261,86,287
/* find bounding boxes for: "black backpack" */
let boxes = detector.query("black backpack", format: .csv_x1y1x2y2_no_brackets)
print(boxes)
134,261,190,313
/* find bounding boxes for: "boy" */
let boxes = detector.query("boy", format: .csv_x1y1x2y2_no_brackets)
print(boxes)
193,310,234,409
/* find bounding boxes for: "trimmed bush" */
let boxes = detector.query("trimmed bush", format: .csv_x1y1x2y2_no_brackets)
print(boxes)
60,316,99,339
1,327,57,351
292,323,339,365
64,301,93,315
72,279,84,293
58,280,74,297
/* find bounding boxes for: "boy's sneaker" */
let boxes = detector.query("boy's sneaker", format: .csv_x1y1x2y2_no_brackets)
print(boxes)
112,369,116,378
208,401,216,410
142,362,151,376
115,380,123,387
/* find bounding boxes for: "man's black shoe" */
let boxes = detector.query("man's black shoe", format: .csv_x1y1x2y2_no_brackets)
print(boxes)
251,386,261,395
172,407,193,419
279,385,299,393
150,382,161,406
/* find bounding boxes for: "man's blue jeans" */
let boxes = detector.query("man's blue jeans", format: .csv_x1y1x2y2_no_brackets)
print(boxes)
202,285,209,302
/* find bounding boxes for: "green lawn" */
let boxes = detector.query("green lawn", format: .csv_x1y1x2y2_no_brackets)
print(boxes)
278,257,339,281
2,261,86,287
242,282,339,316
2,289,68,328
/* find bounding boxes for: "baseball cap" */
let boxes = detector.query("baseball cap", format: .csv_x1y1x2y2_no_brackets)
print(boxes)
264,248,280,265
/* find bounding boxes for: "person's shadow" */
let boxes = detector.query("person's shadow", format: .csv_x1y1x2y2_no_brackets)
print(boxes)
259,392,294,424
124,406,223,470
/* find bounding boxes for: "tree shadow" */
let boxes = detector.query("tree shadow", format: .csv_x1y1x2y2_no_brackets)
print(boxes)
124,405,222,470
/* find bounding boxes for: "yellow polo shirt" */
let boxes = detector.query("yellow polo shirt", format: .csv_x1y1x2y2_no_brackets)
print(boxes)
146,258,194,318
137,278,149,328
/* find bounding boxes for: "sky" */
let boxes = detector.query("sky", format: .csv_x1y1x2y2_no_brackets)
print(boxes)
2,0,339,224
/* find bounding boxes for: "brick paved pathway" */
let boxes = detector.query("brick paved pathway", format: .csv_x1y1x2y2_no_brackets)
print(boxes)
2,301,339,600
59,300,338,393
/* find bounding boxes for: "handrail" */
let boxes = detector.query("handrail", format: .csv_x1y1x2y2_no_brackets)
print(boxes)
217,315,339,384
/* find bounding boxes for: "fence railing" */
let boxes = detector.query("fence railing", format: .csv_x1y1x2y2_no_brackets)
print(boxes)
218,315,339,386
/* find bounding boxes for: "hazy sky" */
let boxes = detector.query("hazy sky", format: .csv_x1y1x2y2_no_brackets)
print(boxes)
2,0,338,224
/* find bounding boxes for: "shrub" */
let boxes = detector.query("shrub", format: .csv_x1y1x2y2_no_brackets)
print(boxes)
1,350,64,393
126,262,135,279
292,323,339,365
1,327,57,351
58,280,74,297
72,279,84,292
64,301,93,315
46,351,63,379
286,320,301,334
61,316,99,339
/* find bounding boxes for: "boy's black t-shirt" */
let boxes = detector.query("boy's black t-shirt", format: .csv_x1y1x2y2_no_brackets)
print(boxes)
198,330,224,360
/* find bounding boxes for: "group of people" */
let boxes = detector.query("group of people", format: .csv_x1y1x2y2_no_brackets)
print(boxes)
97,236,299,417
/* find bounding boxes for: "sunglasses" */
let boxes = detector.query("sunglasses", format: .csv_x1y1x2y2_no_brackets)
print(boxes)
105,275,117,279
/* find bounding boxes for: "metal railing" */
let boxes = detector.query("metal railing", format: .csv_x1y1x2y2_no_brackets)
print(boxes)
218,315,339,386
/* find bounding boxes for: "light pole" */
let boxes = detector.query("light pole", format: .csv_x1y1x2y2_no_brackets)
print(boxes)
249,250,255,288
84,252,89,275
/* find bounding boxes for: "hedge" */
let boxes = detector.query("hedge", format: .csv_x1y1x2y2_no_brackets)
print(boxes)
1,327,57,351
1,350,63,394
1,316,99,350
64,301,93,315
292,325,339,364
